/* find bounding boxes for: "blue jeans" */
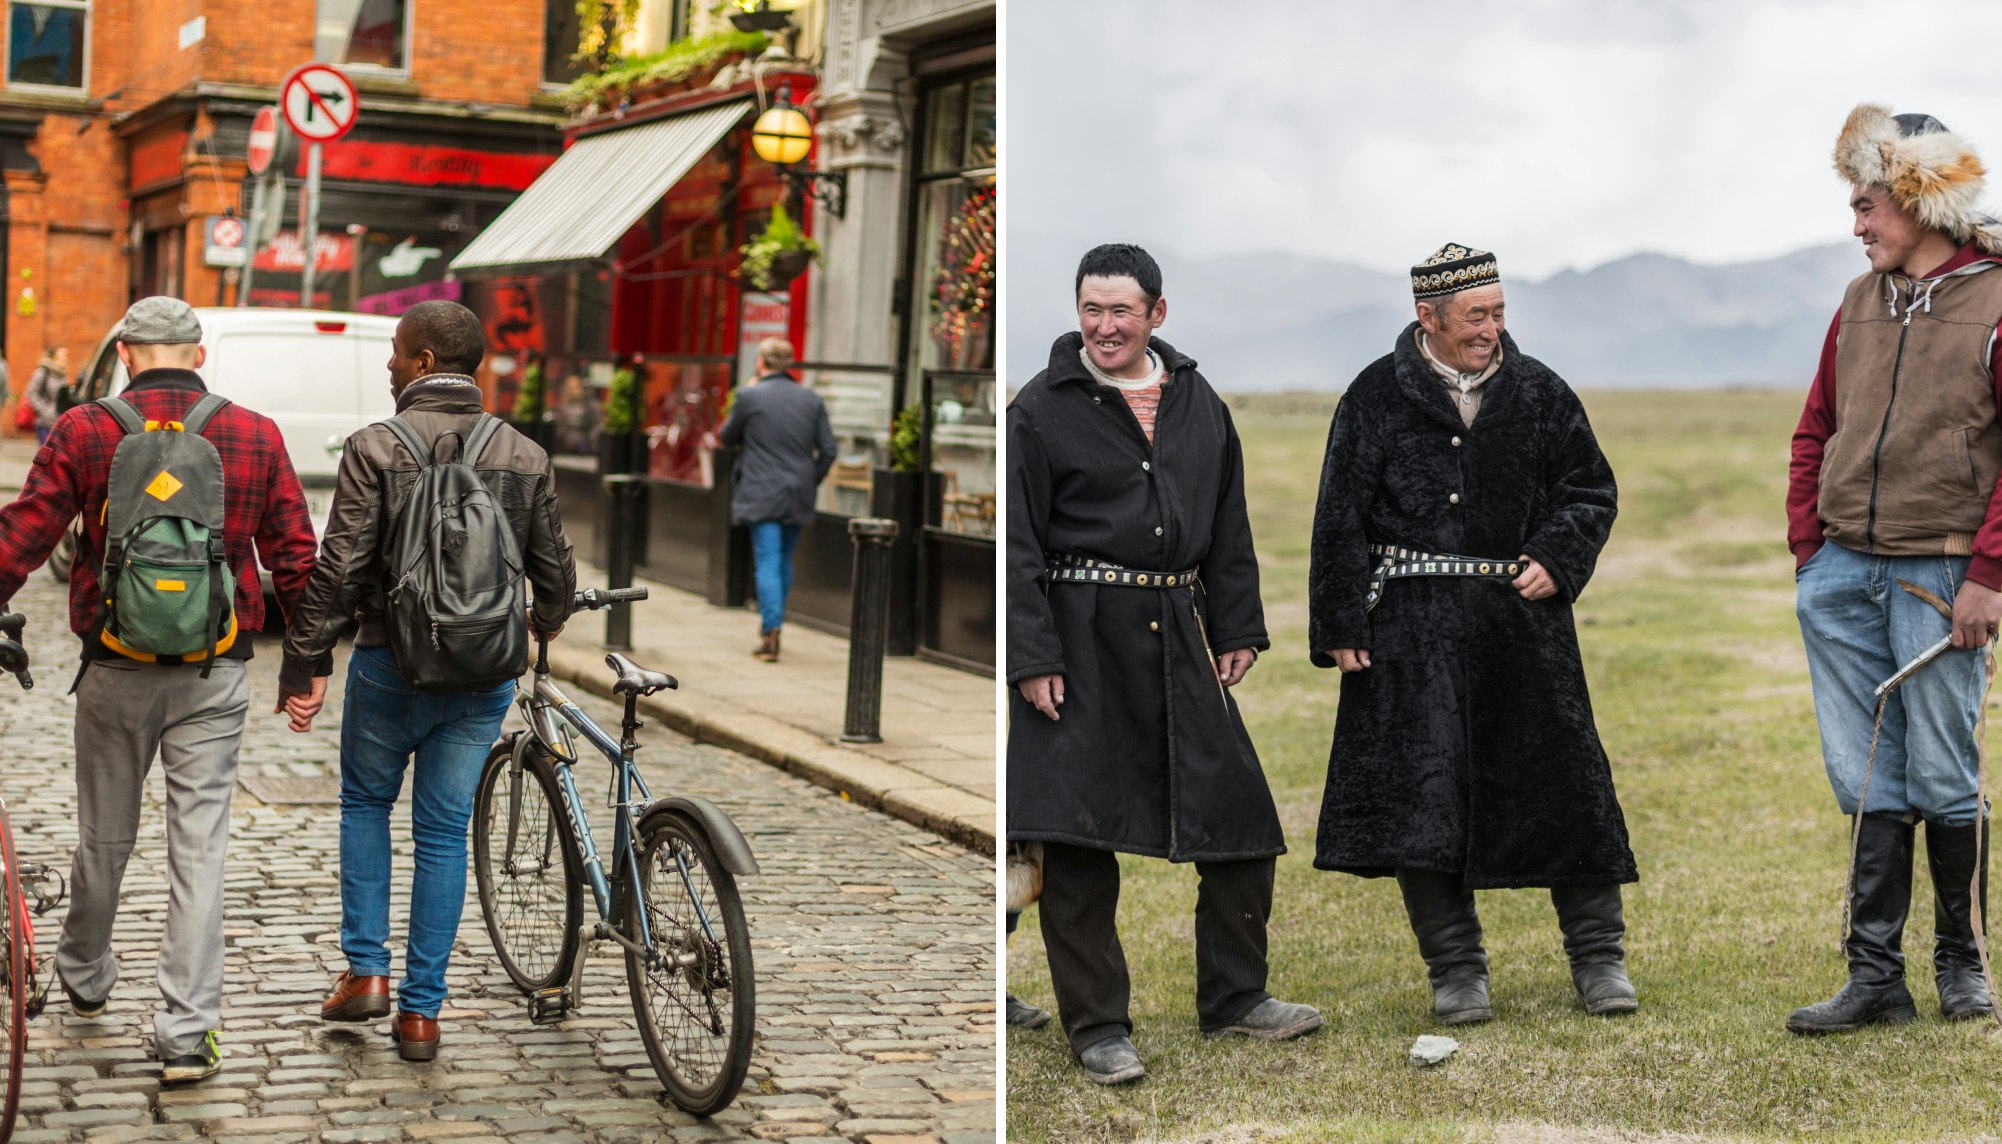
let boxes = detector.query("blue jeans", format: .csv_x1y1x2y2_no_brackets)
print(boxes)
750,521,802,633
338,646,515,1017
1796,542,1987,825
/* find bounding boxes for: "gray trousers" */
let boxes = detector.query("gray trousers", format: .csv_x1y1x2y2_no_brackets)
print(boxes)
59,658,247,1055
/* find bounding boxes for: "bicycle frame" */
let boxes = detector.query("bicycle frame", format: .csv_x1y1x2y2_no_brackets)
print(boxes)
509,663,723,974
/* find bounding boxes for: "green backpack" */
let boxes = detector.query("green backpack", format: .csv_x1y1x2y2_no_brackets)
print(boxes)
94,393,238,673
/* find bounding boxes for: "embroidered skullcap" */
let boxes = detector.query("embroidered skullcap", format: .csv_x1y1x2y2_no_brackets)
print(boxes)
1410,243,1500,301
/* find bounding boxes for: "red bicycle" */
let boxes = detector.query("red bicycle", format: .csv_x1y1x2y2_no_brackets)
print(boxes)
0,611,70,1143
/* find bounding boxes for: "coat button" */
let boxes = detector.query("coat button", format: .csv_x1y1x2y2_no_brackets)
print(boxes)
1449,493,1461,504
1451,436,1462,447
1154,526,1163,536
1093,396,1102,404
1149,621,1160,632
1141,461,1151,471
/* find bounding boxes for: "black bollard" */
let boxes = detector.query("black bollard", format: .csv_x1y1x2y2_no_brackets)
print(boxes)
603,474,646,651
842,517,899,743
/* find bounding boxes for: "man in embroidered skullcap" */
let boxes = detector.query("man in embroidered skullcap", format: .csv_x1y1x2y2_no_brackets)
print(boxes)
1308,242,1637,1026
1786,105,2002,1035
1007,243,1322,1086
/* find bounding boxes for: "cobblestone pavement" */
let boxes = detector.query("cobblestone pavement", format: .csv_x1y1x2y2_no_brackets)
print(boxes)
0,569,997,1143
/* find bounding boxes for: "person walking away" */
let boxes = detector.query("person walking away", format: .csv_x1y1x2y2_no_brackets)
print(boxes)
1787,105,2002,1034
0,298,320,1083
25,345,68,445
717,337,835,662
280,300,578,1062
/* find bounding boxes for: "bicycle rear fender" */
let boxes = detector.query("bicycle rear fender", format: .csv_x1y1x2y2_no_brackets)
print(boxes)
643,797,761,876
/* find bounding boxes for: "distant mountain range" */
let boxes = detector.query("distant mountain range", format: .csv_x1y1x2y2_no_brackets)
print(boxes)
1006,243,1869,391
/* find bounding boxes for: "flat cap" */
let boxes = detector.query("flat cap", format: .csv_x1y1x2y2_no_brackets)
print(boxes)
116,296,203,345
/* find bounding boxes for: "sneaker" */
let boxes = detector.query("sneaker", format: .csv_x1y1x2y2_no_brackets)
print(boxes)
1076,1034,1144,1085
1006,993,1051,1029
62,979,105,1020
1207,997,1325,1041
160,1031,222,1084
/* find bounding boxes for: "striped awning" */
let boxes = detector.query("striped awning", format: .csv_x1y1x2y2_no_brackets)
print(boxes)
450,99,751,275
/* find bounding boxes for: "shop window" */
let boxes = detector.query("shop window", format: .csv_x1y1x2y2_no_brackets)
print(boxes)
316,0,407,71
6,0,87,90
544,0,585,84
907,69,997,535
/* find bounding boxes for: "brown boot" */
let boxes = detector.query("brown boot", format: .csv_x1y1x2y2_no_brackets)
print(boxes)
766,628,781,663
753,629,777,661
321,971,391,1023
392,1012,440,1061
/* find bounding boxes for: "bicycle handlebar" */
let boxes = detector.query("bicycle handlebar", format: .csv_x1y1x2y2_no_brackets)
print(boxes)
0,611,34,691
572,587,647,612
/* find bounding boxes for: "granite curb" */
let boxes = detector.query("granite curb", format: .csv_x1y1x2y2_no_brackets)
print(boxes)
544,641,996,856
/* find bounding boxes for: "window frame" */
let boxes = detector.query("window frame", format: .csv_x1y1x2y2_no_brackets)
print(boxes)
5,0,92,96
315,0,413,77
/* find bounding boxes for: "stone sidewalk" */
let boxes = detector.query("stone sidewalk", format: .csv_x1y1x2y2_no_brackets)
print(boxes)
0,437,997,854
0,562,997,1143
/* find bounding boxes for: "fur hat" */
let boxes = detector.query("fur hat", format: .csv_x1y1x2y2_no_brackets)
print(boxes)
1834,103,2002,254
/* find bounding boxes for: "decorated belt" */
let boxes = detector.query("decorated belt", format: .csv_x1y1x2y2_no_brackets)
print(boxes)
1046,552,1200,589
1365,543,1524,613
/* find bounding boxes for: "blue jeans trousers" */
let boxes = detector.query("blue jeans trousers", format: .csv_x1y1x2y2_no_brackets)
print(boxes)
751,521,802,633
339,646,515,1017
1796,542,1988,825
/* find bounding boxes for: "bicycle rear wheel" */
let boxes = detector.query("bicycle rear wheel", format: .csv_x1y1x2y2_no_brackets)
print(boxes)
625,807,755,1116
0,803,28,1141
472,739,582,992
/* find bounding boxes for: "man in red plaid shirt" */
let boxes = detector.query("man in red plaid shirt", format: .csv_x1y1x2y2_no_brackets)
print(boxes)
0,296,320,1083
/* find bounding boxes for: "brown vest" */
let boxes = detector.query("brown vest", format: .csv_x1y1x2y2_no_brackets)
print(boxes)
1821,262,2002,555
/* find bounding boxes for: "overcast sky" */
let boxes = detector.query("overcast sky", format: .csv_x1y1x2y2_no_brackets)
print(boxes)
1002,0,2002,283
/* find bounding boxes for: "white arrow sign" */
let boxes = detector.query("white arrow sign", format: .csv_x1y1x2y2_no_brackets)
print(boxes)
280,64,358,143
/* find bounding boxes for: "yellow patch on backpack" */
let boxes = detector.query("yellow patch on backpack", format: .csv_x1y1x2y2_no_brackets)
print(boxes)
145,471,183,501
155,580,186,592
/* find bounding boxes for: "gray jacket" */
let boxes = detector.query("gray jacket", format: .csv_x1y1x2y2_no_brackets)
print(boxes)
718,373,837,527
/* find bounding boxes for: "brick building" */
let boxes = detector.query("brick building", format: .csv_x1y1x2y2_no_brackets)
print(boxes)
0,0,662,431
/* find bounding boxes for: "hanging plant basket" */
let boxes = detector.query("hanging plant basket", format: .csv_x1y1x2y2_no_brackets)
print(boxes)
746,248,814,292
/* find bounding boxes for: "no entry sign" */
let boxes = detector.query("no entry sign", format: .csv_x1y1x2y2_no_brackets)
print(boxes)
280,64,358,143
247,105,279,175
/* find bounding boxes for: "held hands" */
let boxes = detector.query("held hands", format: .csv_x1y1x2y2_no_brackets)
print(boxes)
1950,579,2002,649
276,677,328,734
1513,556,1557,601
1216,647,1256,687
1019,673,1064,721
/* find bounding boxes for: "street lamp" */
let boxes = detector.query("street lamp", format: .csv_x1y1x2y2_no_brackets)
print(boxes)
750,83,846,219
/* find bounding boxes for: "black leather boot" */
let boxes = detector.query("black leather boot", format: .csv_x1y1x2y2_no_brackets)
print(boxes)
1787,815,1919,1034
1550,884,1638,1015
1397,868,1492,1025
1927,817,1993,1021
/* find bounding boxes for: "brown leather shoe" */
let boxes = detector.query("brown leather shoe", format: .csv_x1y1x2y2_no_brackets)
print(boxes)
753,629,778,661
321,971,391,1023
392,1012,439,1062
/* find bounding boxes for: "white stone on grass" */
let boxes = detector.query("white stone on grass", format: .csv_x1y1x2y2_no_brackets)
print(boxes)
1409,1034,1458,1066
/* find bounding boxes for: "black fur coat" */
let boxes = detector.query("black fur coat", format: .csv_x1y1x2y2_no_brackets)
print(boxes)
1307,323,1637,888
1006,334,1283,862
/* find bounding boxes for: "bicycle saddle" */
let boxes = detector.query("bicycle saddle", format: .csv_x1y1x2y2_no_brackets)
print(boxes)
606,652,677,696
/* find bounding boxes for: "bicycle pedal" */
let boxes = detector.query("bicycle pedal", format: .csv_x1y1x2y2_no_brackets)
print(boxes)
527,987,571,1025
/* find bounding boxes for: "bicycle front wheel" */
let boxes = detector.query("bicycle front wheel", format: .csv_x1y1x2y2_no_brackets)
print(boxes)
472,740,582,992
0,803,28,1141
626,807,755,1116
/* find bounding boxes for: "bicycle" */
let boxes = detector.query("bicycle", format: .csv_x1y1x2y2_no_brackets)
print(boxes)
471,587,759,1116
0,612,71,1143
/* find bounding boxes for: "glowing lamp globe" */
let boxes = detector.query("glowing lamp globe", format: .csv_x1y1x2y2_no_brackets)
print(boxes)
751,102,813,167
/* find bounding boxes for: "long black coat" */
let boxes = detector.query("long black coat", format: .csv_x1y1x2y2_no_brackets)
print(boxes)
1006,333,1284,862
1308,324,1636,888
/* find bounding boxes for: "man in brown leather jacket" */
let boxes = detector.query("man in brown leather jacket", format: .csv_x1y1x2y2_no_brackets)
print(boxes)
278,300,577,1060
1788,105,2002,1035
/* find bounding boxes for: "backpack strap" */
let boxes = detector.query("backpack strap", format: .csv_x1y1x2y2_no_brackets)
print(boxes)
380,416,433,468
179,393,231,436
462,414,504,465
96,396,146,436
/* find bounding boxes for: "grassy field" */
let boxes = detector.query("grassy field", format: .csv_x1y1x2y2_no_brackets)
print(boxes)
1005,389,2002,1143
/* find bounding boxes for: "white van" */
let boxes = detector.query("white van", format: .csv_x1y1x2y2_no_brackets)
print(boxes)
70,307,401,529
